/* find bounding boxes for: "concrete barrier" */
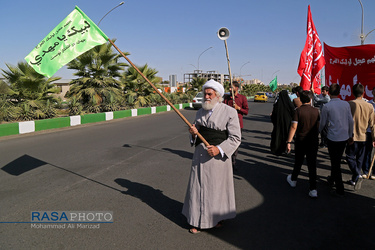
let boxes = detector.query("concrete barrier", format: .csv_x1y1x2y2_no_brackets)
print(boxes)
0,123,19,137
0,103,191,138
35,117,70,132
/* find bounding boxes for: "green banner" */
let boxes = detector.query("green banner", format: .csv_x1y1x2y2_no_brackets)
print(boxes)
25,6,108,78
269,76,277,92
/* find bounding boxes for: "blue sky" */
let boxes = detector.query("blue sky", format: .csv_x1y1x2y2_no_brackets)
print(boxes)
1,0,375,85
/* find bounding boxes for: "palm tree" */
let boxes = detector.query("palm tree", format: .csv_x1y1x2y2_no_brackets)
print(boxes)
0,81,16,122
1,62,61,120
122,64,161,108
223,81,231,93
2,62,60,103
66,40,128,110
0,80,15,96
189,77,206,92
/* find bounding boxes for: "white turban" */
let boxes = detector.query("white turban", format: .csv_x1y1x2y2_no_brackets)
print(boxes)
202,79,225,97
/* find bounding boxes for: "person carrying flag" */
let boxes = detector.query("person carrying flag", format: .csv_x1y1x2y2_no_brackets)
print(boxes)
182,79,241,234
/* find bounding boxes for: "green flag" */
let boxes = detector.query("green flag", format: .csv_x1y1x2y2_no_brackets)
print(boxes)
269,76,277,92
25,6,108,77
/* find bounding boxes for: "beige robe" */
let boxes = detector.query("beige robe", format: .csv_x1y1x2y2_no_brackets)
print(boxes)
182,103,241,229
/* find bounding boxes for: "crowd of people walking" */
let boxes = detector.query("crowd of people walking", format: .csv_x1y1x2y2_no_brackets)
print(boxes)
183,80,374,234
271,83,375,198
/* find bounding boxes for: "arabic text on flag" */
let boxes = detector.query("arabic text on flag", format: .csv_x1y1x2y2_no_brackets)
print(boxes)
25,6,108,78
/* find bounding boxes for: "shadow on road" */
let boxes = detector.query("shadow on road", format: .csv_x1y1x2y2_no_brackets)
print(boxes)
162,148,193,160
1,154,48,176
1,154,123,193
114,178,188,229
243,113,271,124
122,144,194,159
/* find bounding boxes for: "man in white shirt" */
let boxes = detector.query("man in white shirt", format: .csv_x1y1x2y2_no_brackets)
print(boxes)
313,85,331,110
313,86,331,148
320,83,353,196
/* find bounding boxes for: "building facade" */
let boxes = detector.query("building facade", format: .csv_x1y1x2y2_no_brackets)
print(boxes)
183,70,229,85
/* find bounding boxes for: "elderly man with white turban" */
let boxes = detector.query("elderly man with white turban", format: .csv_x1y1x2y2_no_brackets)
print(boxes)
182,79,241,234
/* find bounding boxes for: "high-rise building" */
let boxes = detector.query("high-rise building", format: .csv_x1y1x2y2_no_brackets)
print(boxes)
169,75,177,87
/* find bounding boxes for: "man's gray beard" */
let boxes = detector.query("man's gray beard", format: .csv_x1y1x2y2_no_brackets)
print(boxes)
202,97,219,110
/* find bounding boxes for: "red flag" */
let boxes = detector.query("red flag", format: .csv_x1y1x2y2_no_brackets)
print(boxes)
312,72,322,94
297,5,325,92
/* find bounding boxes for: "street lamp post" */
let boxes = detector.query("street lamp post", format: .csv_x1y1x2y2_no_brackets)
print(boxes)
359,0,365,45
189,64,197,70
272,70,280,78
240,61,250,77
197,46,213,73
271,70,280,84
98,1,125,26
358,0,375,44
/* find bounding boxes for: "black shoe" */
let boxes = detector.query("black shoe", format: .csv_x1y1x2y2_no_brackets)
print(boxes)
345,180,355,186
327,176,335,187
330,190,345,198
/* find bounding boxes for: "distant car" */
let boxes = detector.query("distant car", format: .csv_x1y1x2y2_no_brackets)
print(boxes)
192,92,203,109
254,92,268,102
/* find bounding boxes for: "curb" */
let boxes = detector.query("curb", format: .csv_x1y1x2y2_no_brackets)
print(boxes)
0,103,192,138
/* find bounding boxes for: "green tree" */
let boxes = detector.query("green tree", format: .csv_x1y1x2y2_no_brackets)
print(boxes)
1,62,61,120
190,77,206,92
223,81,231,93
66,40,128,111
122,64,161,108
2,62,60,103
0,80,15,96
184,77,206,98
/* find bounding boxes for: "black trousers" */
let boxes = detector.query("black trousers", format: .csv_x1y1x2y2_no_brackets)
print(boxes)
291,139,318,190
327,139,347,194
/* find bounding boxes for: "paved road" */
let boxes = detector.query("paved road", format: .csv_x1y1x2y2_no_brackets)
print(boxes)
0,100,374,249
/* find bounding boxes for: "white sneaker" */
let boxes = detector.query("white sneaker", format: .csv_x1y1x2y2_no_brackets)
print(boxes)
287,175,296,187
309,190,318,198
354,178,363,191
362,174,368,179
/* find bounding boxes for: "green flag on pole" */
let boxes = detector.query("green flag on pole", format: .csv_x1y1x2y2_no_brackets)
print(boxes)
25,6,108,77
269,76,277,92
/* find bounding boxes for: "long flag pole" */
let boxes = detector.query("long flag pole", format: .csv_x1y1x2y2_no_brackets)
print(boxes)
108,39,210,146
23,5,209,147
224,39,236,105
367,148,375,179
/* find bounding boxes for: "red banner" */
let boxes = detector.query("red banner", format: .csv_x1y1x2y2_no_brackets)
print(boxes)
297,5,325,94
324,43,375,100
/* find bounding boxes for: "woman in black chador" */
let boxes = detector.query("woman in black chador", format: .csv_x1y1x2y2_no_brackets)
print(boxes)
270,90,295,155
